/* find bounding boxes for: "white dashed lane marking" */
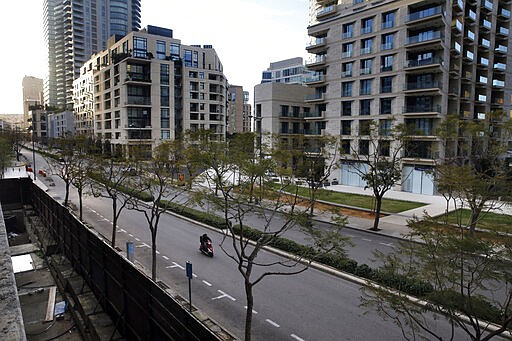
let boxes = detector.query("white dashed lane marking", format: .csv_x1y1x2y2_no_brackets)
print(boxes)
379,242,395,248
244,306,258,314
291,334,305,341
265,319,280,327
162,256,169,260
202,280,212,287
362,238,373,242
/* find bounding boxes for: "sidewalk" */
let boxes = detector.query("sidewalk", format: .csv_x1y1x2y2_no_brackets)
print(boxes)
312,184,512,240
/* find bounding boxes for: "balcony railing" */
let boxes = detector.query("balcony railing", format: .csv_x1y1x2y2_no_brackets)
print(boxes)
499,7,511,17
341,51,353,58
406,6,443,22
404,81,440,91
306,55,326,66
481,0,493,10
317,4,336,17
493,79,505,87
126,97,151,105
403,104,442,114
305,93,325,101
406,31,441,45
404,56,442,68
305,74,325,83
495,45,508,53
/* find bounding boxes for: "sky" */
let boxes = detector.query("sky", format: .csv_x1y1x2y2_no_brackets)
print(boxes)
0,0,310,115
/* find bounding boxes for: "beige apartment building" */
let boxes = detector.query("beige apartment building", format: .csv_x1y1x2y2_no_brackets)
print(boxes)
306,0,512,194
22,76,44,128
74,25,227,157
254,82,317,152
227,85,251,135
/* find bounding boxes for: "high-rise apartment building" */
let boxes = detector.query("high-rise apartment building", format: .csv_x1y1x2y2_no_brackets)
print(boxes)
307,0,512,194
261,57,313,84
227,85,251,134
74,25,227,158
44,0,141,109
22,76,44,127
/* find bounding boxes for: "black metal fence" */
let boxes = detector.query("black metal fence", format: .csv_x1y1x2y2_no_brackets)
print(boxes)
31,183,226,341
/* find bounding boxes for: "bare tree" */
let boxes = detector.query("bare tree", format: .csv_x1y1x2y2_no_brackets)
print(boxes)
190,131,348,341
90,156,142,248
128,142,188,280
435,112,512,234
362,214,512,341
341,119,406,230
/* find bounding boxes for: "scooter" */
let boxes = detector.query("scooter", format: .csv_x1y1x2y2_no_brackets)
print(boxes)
200,240,214,257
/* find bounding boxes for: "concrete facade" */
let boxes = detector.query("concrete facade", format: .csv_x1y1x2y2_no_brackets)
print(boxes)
227,85,251,134
73,25,228,157
21,76,43,128
261,57,313,84
307,0,512,194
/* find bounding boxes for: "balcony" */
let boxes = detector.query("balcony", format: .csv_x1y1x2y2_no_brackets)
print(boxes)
341,70,353,77
404,56,442,69
304,93,325,102
305,74,325,84
360,67,371,75
497,26,509,36
360,47,372,55
404,81,441,91
403,104,442,115
494,62,506,71
382,20,394,29
481,0,493,11
342,31,353,39
316,4,337,19
304,128,325,136
280,128,303,135
126,96,151,105
304,111,325,120
306,37,326,52
306,55,326,67
406,6,443,23
405,31,441,45
381,42,393,50
279,112,303,119
495,45,508,54
493,79,505,87
341,51,353,58
499,7,511,18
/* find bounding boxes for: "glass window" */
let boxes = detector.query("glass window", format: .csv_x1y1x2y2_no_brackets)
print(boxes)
382,33,393,50
156,40,166,60
381,55,393,72
359,140,370,155
342,101,352,116
193,51,198,68
342,42,353,57
361,17,373,34
379,119,392,136
341,120,352,135
360,79,372,95
184,50,192,67
361,38,373,54
342,23,354,39
342,62,353,77
133,36,147,58
161,130,170,139
381,76,393,93
380,98,393,115
382,11,395,29
360,99,372,115
160,86,169,107
170,43,180,60
161,108,170,129
342,82,353,96
160,64,169,85
361,58,373,75
341,139,351,154
378,140,390,156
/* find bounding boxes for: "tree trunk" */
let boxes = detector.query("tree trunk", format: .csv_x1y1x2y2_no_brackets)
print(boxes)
78,188,83,221
64,181,70,206
111,198,117,248
371,196,383,230
469,207,481,235
151,229,157,281
244,282,254,341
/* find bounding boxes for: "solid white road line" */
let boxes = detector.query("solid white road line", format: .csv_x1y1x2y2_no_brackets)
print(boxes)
265,319,280,328
379,242,395,248
362,238,373,242
211,290,236,301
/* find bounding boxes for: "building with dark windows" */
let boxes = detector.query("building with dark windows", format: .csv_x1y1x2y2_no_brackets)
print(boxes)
306,0,512,194
44,0,141,109
73,25,227,158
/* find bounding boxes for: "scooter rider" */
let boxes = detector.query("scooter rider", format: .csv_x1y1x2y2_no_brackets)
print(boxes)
200,233,211,249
